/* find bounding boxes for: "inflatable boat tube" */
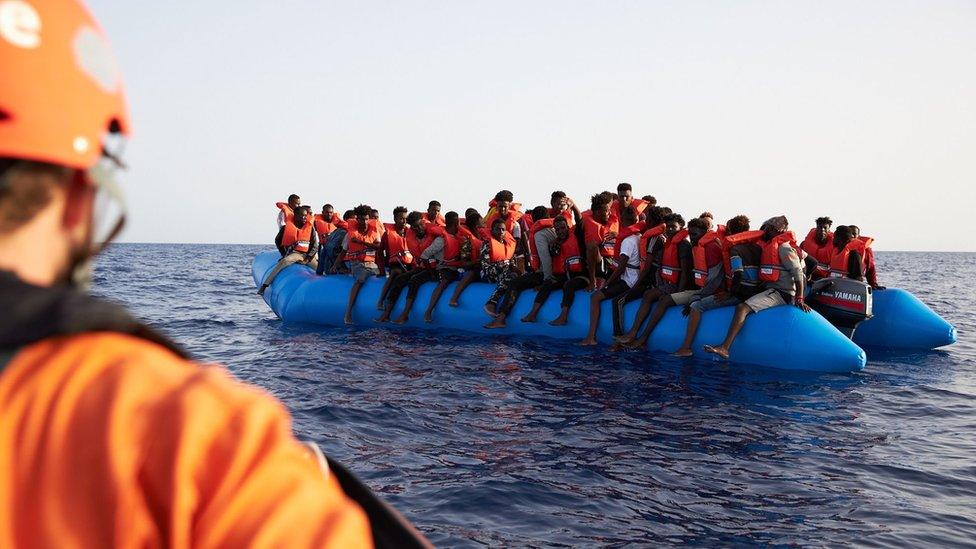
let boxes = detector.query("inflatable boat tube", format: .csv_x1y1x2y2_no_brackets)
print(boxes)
852,288,957,350
253,252,866,373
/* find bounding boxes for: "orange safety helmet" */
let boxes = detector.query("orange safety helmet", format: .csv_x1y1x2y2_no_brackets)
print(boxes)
0,0,129,170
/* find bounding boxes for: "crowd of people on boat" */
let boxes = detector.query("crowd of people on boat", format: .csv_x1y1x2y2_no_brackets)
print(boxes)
259,184,882,358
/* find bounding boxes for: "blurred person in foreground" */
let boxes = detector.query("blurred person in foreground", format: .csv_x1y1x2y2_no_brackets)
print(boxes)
0,1,427,546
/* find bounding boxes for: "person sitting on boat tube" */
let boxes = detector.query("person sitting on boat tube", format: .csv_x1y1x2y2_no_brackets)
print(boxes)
376,206,413,310
0,1,429,544
481,217,520,318
548,190,579,227
581,191,618,290
800,216,834,280
615,214,702,350
704,216,811,360
337,205,382,324
376,211,430,322
447,210,486,307
485,190,526,272
258,206,319,295
520,214,589,325
672,215,752,357
828,225,868,281
275,193,301,227
483,206,552,329
849,225,884,289
420,212,465,323
390,212,462,324
579,205,639,346
609,206,666,338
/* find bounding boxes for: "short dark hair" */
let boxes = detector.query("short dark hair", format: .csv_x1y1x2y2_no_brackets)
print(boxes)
642,195,656,205
699,211,713,219
664,212,685,227
354,204,370,217
343,210,355,220
0,160,71,232
369,209,379,216
491,217,505,228
645,206,665,227
553,215,569,227
465,210,482,229
725,215,750,235
393,206,408,216
551,190,566,200
428,200,441,208
660,206,673,215
620,206,638,224
464,207,478,217
445,211,459,224
323,203,333,209
687,217,709,232
617,182,632,193
406,211,424,225
848,224,860,234
816,216,833,227
590,192,613,210
288,194,300,202
530,205,548,221
494,190,514,203
834,225,852,242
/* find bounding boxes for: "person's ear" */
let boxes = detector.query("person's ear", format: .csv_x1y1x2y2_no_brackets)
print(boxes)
62,172,95,231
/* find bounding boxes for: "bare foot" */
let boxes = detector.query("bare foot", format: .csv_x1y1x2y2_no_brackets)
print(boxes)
374,315,388,323
344,316,354,325
448,300,459,307
484,320,506,329
392,316,408,325
703,345,729,359
579,338,597,346
424,313,433,323
613,334,634,343
549,316,568,326
520,314,537,323
673,348,693,357
483,303,498,317
376,302,384,311
609,342,628,351
625,339,647,350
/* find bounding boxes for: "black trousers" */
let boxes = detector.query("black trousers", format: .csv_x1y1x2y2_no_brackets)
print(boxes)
406,268,459,300
534,275,589,309
497,272,544,316
612,277,653,336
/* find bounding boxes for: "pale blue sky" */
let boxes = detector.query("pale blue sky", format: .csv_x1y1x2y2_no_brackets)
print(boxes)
90,1,975,250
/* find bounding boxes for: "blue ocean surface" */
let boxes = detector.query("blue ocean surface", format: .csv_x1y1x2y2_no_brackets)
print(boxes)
93,245,975,547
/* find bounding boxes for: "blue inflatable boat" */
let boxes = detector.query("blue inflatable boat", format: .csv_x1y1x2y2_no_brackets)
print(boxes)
253,251,869,373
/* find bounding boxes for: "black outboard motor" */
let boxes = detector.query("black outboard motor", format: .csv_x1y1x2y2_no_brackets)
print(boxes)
807,278,873,338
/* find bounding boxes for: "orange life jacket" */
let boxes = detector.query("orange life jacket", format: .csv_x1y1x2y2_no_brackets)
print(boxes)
421,213,446,227
276,202,295,224
552,231,584,276
441,231,463,267
613,223,644,260
457,225,483,263
485,210,524,235
637,223,667,268
281,221,313,253
660,229,689,284
722,230,763,284
528,218,555,270
609,199,647,223
759,231,799,282
800,228,834,278
384,224,414,266
692,232,724,288
488,234,517,264
313,214,340,241
584,217,618,260
547,208,575,227
346,225,380,264
829,237,872,278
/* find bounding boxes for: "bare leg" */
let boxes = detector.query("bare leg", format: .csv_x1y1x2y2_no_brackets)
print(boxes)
674,308,702,357
485,312,507,328
449,271,477,307
345,281,363,325
550,306,570,326
630,295,675,348
424,280,450,322
392,297,415,324
521,302,543,323
377,272,395,310
616,288,662,342
579,290,606,345
704,303,752,359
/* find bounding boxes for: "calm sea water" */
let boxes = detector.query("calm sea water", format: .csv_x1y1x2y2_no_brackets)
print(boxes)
93,245,975,547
